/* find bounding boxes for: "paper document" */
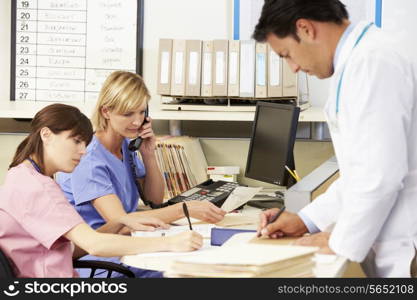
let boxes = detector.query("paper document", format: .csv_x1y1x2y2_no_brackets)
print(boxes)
121,239,218,272
173,212,258,228
127,239,214,259
172,217,202,226
220,186,262,212
132,224,214,239
222,232,256,247
215,213,258,228
313,254,348,278
175,243,317,266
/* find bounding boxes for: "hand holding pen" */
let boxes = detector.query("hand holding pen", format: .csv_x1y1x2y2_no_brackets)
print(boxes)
257,207,309,238
182,202,193,230
163,202,204,252
257,206,285,237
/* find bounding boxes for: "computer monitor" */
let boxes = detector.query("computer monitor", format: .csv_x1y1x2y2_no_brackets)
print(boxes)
245,102,300,188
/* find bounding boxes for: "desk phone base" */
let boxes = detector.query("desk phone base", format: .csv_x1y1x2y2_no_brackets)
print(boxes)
167,179,242,207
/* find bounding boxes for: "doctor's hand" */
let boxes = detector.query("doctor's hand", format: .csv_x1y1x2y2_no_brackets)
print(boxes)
186,200,226,223
119,215,170,232
294,232,335,255
167,231,204,252
138,117,157,157
257,208,308,238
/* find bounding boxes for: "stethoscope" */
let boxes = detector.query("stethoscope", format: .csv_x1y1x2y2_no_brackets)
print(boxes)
330,22,374,131
27,157,42,173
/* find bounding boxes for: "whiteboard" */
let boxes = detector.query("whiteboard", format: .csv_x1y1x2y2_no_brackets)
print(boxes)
11,0,143,103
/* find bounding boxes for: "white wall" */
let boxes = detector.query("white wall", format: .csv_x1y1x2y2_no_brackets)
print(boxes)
382,0,417,61
310,0,377,108
143,0,232,113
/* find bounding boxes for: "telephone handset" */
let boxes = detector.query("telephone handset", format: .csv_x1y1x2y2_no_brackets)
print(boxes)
128,107,149,151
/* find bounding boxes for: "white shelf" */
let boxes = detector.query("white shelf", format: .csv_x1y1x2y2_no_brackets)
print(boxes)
0,101,326,122
152,106,325,122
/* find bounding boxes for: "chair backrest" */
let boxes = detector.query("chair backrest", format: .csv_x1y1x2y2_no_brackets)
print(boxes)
0,248,15,278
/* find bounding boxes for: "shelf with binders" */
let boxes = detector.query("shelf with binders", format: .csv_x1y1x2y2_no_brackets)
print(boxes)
157,39,312,118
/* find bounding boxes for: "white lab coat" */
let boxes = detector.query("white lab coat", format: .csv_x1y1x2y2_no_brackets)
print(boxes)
300,21,417,277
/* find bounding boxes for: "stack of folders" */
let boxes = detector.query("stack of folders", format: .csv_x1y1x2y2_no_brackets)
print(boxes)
157,39,298,99
167,244,318,278
154,136,208,200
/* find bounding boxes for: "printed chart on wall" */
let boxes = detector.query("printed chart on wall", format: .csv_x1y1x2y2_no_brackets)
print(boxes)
11,0,144,103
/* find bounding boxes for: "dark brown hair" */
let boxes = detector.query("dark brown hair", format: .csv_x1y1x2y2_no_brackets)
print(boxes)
253,0,349,42
9,104,93,174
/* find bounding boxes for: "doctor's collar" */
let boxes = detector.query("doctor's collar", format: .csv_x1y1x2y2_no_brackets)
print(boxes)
333,22,356,69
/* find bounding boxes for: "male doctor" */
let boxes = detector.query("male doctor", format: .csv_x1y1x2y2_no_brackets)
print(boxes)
254,0,417,277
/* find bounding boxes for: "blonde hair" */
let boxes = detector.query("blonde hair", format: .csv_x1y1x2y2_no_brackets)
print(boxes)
92,71,150,131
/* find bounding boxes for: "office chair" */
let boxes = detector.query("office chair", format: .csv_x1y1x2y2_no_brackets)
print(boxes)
73,259,135,278
0,248,14,278
0,248,134,278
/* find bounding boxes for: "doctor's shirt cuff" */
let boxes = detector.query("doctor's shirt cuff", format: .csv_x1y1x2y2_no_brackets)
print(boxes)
298,211,320,234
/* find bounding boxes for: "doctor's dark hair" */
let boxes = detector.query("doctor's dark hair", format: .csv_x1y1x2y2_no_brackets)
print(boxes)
253,0,349,42
9,104,93,174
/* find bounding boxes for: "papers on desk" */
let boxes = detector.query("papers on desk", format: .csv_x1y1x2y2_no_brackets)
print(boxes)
128,239,214,258
172,212,259,228
220,186,262,212
121,239,217,272
167,243,317,278
215,213,258,228
132,224,214,239
313,254,348,278
121,230,348,277
222,233,348,278
171,217,201,226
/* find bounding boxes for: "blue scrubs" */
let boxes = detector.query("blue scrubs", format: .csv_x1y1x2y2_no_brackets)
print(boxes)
57,136,162,278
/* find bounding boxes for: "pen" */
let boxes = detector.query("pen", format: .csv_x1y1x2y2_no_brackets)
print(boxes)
257,206,286,237
269,206,286,224
293,170,301,181
285,165,299,182
182,202,193,230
